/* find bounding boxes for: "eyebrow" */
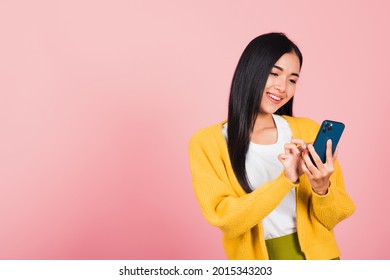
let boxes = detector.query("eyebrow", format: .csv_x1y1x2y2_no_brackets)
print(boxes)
273,65,300,77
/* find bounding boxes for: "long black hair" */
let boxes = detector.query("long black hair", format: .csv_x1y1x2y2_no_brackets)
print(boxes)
227,32,303,193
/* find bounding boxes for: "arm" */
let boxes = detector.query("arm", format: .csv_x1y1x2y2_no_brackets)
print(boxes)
189,134,298,239
300,140,355,230
310,160,355,230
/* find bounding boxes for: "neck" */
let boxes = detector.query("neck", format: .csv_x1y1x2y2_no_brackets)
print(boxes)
253,113,275,130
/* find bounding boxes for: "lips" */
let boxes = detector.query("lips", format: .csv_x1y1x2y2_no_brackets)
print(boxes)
266,92,283,104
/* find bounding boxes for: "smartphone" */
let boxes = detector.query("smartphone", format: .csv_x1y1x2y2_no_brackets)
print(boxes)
310,120,345,166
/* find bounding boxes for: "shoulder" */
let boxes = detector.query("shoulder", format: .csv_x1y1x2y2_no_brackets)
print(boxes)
189,121,227,149
283,115,320,129
281,115,320,141
188,121,228,166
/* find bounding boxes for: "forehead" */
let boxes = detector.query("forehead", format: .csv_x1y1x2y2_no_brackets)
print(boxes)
274,52,301,72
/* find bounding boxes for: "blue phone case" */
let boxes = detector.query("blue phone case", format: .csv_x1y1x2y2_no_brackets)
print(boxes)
311,120,345,164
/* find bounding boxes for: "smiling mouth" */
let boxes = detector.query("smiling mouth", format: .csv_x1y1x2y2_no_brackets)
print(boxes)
267,93,282,102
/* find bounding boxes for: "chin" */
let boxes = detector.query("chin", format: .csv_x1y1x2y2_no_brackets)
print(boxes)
261,106,282,115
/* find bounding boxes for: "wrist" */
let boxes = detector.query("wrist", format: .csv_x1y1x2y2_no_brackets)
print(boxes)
313,188,328,196
312,181,331,196
285,173,299,184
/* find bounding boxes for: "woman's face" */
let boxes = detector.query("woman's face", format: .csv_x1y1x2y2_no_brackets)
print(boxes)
260,52,301,115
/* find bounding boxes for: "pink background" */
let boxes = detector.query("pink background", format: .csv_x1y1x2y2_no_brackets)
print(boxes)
0,0,389,259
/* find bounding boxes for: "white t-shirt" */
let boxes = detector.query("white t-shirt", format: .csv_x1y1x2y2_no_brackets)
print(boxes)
222,114,296,240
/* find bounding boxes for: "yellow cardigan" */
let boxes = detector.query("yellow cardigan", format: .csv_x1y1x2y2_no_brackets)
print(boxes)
188,115,355,260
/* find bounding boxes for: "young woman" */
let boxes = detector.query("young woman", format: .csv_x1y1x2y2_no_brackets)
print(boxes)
188,32,355,260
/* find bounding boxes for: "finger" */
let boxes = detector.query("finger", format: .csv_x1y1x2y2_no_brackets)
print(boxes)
325,139,334,165
307,144,325,171
302,148,320,175
291,138,307,150
284,143,300,155
278,154,290,166
278,153,290,162
278,154,287,160
300,157,313,177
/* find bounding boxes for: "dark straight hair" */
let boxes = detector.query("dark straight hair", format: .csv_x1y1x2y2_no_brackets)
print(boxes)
227,32,303,193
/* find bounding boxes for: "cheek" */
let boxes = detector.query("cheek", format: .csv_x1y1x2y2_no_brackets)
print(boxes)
287,85,296,97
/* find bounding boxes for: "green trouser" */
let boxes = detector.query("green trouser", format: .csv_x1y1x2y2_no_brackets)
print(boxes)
265,232,340,260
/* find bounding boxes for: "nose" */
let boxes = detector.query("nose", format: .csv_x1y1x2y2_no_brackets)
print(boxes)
274,77,286,92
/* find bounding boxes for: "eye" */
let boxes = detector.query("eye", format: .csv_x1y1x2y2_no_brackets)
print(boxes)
289,79,297,84
270,72,278,76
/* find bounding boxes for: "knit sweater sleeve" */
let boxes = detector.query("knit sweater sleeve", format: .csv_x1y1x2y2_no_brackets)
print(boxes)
310,160,356,230
189,128,298,239
290,117,356,230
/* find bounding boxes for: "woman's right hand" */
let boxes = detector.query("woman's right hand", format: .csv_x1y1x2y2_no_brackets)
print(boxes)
278,138,306,183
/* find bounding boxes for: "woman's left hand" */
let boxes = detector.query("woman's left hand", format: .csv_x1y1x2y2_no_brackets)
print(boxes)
300,139,337,195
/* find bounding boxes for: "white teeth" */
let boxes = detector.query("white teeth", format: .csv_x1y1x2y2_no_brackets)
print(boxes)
267,93,281,101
